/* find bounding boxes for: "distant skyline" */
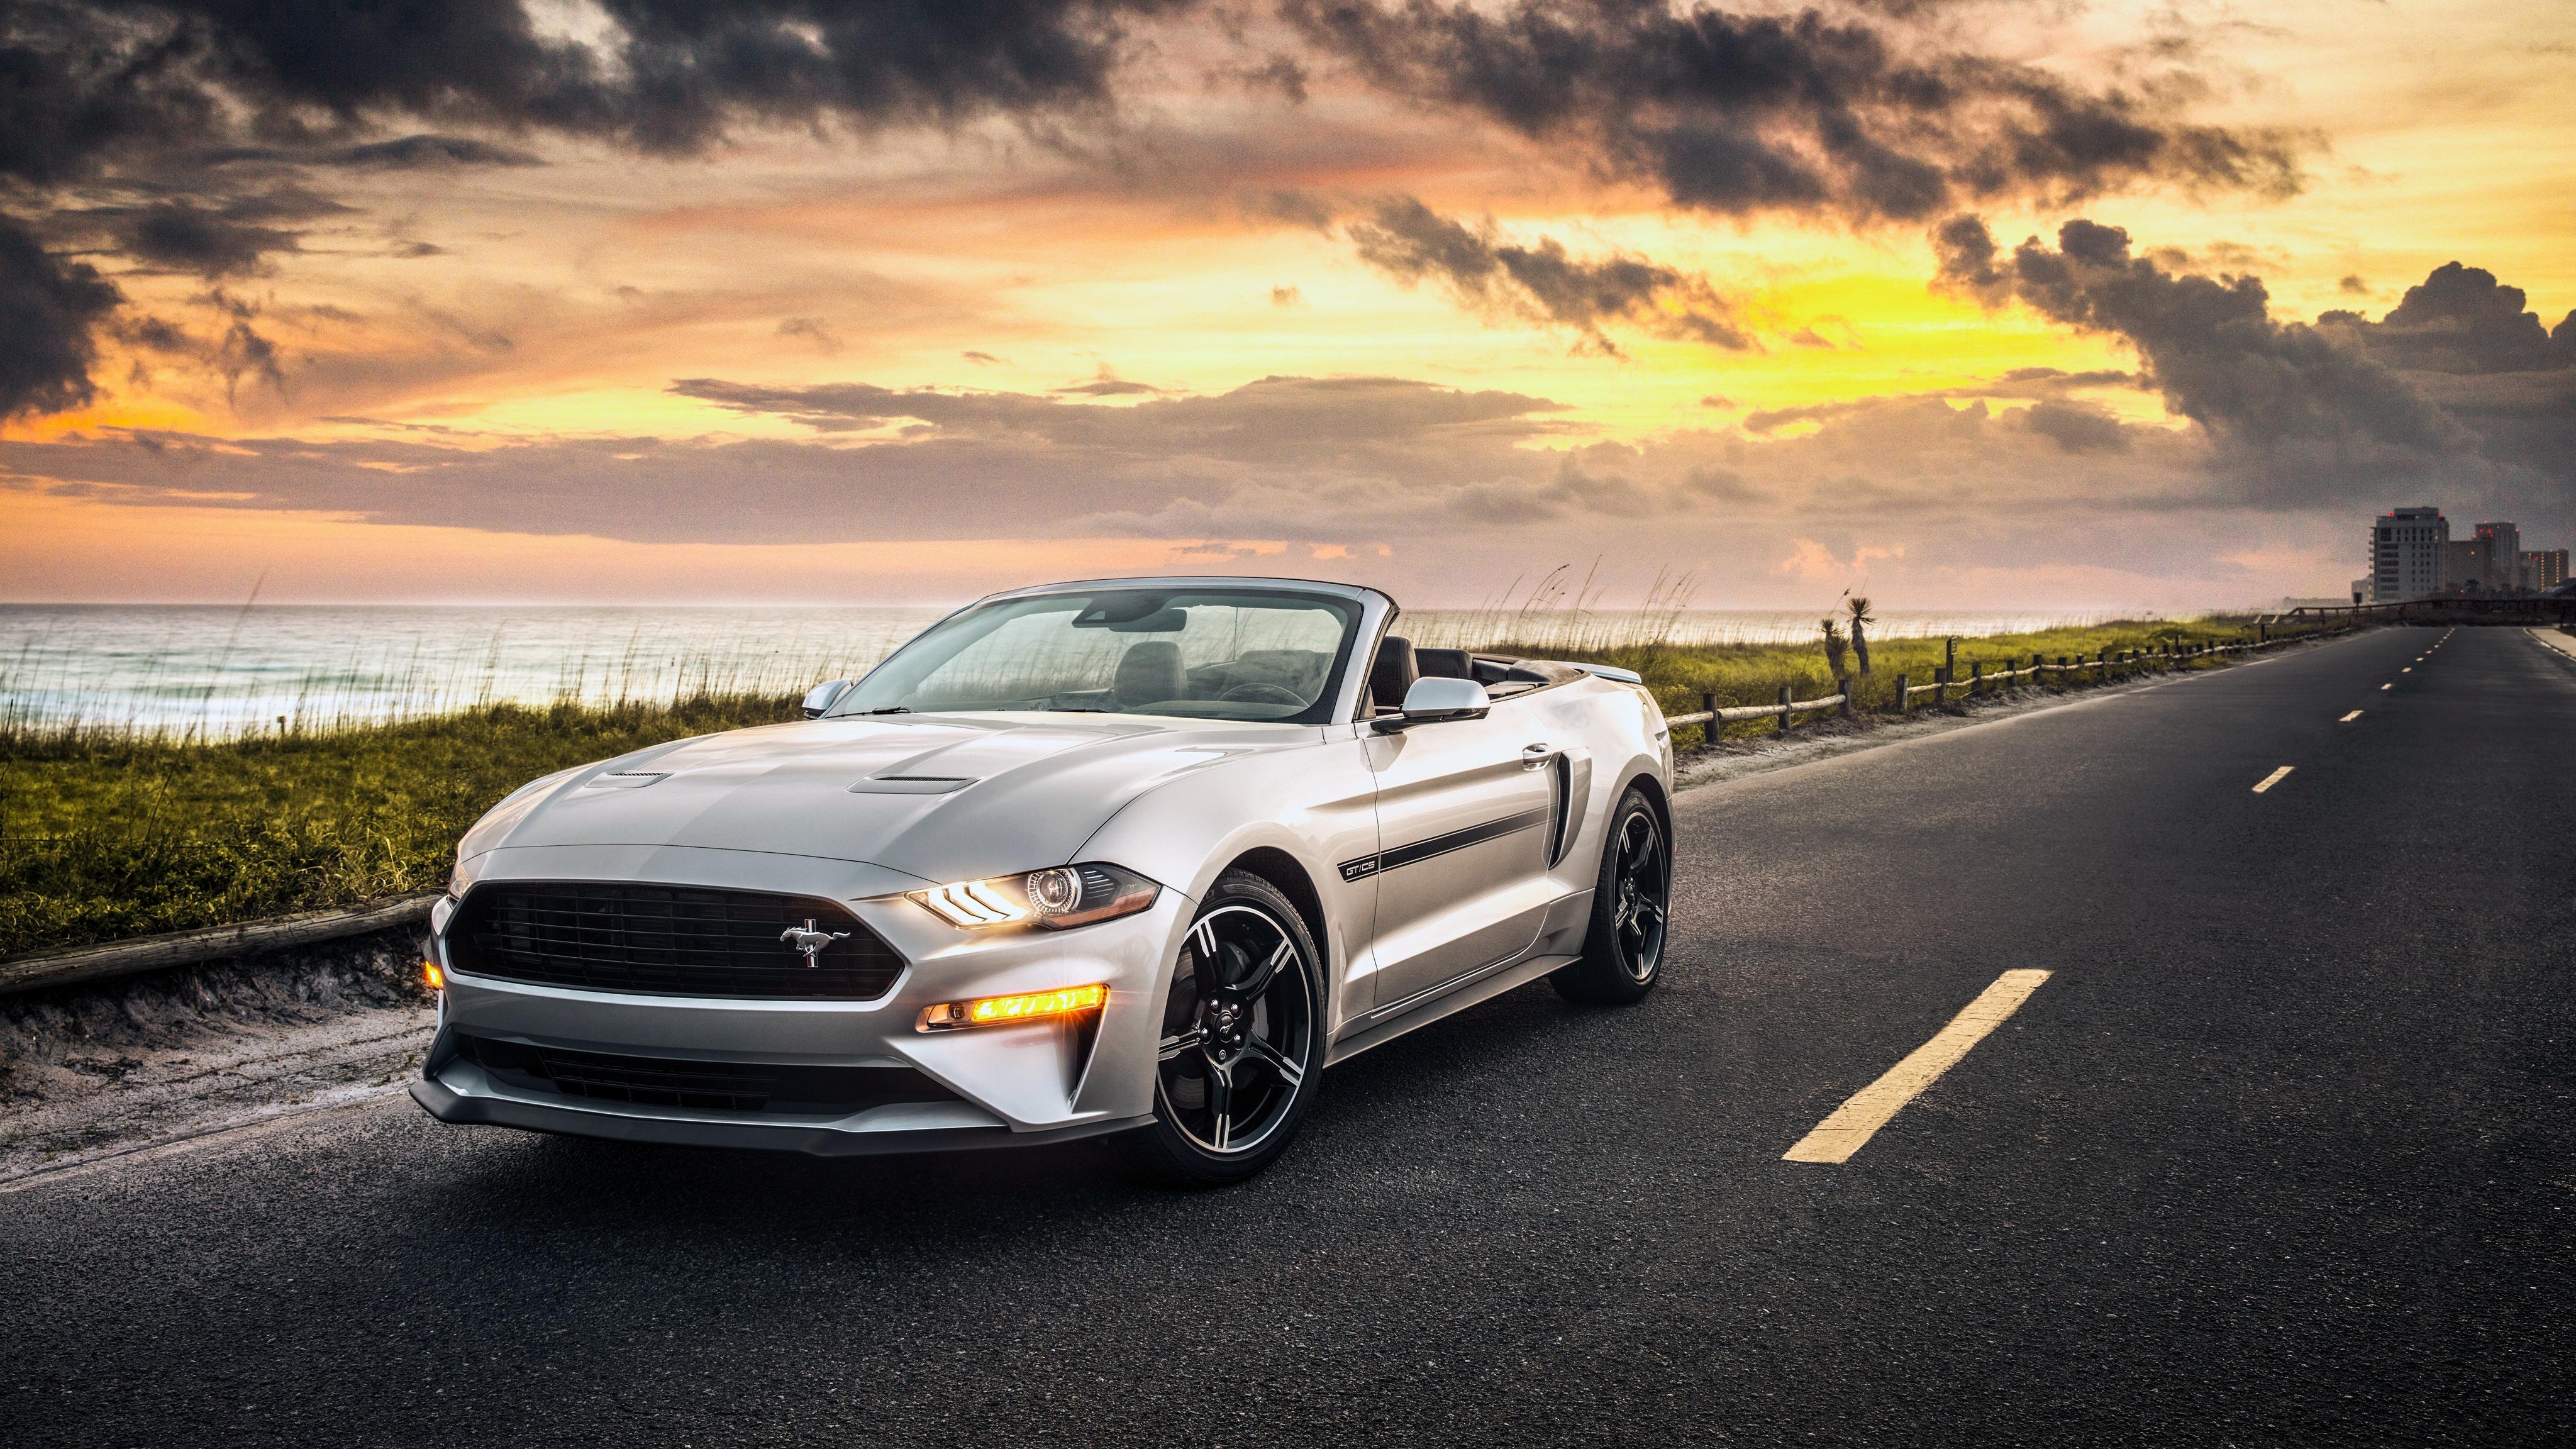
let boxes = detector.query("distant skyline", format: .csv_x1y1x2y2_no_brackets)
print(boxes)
2,0,2570,610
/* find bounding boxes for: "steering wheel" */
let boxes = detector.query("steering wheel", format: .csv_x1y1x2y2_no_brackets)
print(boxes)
1218,682,1306,706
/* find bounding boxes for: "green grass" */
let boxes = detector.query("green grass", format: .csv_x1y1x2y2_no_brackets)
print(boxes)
0,696,799,957
1487,614,2307,747
0,611,2334,958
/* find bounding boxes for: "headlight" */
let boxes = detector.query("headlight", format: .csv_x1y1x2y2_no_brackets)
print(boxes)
446,852,487,902
908,863,1159,930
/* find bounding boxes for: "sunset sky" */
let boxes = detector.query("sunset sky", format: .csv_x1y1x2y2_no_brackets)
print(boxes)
2,0,2570,610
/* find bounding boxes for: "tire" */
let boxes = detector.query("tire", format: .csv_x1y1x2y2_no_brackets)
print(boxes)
1116,870,1326,1187
1551,784,1670,1006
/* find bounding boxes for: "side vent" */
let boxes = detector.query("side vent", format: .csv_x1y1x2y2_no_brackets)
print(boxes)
1546,750,1594,867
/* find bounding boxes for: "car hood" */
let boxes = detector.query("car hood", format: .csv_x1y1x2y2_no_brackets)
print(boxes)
467,713,1310,887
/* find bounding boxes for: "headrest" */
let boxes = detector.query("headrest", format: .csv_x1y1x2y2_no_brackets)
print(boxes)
1113,640,1185,707
1414,648,1474,680
1369,635,1417,711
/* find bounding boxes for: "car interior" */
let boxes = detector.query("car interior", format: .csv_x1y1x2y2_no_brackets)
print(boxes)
1363,636,1583,716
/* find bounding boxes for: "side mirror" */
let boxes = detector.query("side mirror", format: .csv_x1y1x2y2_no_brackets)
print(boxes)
1373,676,1491,733
801,679,855,718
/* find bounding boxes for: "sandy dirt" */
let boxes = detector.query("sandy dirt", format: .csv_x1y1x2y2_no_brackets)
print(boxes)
0,928,435,1182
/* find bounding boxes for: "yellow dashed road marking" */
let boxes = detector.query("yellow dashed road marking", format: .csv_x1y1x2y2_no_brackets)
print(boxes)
2340,710,2362,722
1784,970,2053,1165
2252,765,2296,793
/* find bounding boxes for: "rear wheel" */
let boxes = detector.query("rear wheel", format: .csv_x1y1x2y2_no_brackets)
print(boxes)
1117,871,1324,1187
1551,786,1668,1005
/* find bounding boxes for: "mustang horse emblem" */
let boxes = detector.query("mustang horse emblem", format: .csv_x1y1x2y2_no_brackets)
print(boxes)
779,919,850,965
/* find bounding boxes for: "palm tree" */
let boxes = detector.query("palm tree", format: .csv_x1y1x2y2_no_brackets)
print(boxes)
1846,595,1875,674
1820,615,1850,682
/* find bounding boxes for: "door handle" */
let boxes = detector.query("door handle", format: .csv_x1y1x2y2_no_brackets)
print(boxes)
1521,742,1554,769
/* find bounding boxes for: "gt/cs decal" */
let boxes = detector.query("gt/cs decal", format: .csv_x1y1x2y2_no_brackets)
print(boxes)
1338,807,1550,884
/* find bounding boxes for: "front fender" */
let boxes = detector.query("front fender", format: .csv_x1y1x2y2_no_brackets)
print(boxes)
1073,731,1382,1030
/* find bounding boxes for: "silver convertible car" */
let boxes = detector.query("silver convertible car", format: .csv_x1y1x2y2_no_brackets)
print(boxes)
414,577,1675,1182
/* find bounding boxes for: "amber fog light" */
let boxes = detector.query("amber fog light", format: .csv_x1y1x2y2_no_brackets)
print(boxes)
918,984,1106,1032
423,961,445,991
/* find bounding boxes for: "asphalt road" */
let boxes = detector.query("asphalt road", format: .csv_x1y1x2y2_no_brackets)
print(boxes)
6,625,2573,1448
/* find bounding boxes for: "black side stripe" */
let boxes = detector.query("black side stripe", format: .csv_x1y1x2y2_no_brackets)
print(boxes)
1339,806,1552,883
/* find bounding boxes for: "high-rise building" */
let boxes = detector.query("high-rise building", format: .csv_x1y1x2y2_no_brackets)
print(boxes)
2441,539,2487,591
2526,549,2570,590
2475,522,2523,589
2372,506,2448,602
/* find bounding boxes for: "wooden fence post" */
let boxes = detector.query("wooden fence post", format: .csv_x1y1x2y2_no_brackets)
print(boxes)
1776,684,1792,734
1896,672,1911,714
1699,691,1717,747
1838,680,1852,718
1969,660,1983,696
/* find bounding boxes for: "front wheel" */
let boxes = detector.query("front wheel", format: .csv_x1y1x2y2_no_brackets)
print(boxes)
1116,870,1325,1187
1551,786,1669,1005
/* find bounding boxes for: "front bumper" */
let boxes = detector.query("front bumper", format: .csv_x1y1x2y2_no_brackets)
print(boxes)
416,847,1187,1155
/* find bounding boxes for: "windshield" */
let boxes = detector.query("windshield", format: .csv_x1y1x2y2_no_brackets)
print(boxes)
828,589,1362,723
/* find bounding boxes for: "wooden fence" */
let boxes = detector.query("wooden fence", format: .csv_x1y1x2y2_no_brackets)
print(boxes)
1662,621,2369,737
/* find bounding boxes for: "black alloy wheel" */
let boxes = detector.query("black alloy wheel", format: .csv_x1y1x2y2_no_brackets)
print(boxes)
1120,871,1323,1185
1552,785,1669,1005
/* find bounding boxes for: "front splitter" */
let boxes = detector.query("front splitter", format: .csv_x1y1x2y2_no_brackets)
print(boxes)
408,1078,1148,1158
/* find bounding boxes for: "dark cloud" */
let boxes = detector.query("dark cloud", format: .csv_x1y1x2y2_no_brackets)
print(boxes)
1933,214,2458,504
323,134,543,169
777,316,842,353
1995,366,2140,388
0,1,1186,189
2314,264,2576,503
1054,369,1162,396
0,214,123,418
2325,262,2571,375
2020,399,2128,453
109,200,298,276
1236,53,1309,102
213,318,285,403
0,0,1199,418
1240,187,1337,232
1345,195,1746,353
1287,0,2304,224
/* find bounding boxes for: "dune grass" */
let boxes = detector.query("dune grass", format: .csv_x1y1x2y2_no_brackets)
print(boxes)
1471,614,2289,747
0,610,2321,958
0,696,799,957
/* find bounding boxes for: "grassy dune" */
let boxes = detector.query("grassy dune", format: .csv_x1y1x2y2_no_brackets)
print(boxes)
1526,614,2280,747
0,613,2304,957
0,697,798,957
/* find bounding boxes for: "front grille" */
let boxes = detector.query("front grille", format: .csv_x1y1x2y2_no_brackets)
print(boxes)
458,1035,961,1116
447,882,904,1000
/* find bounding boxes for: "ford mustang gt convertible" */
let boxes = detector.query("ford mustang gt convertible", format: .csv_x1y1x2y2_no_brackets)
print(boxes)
413,577,1675,1182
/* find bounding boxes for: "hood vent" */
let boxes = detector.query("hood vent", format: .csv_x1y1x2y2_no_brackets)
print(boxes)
848,775,977,795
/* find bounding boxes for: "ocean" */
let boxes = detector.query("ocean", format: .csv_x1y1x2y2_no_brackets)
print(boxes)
0,603,2126,735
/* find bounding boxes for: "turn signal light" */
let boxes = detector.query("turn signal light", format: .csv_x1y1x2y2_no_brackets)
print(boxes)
918,984,1105,1032
423,960,445,991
